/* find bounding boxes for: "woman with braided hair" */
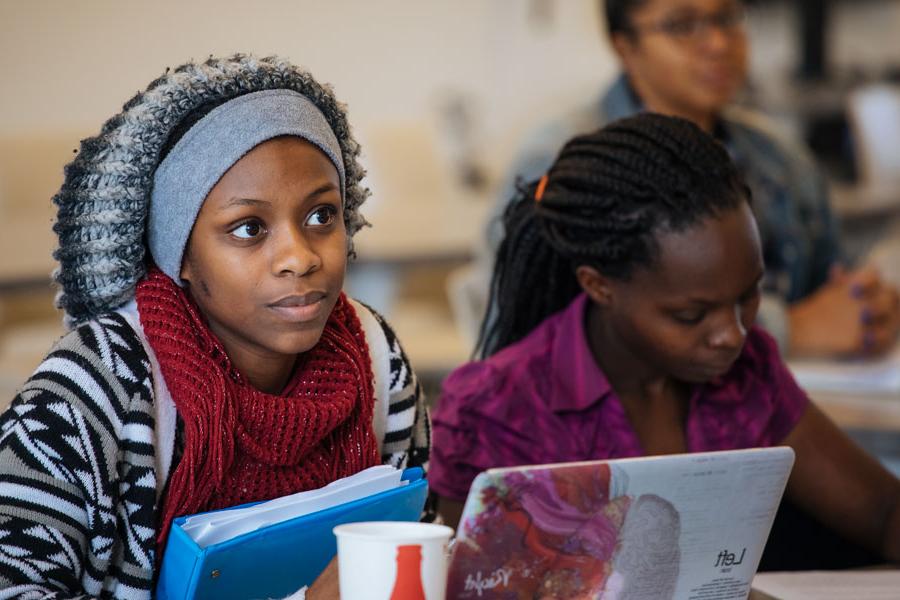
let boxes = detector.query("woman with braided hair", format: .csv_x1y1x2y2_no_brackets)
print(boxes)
493,0,900,360
0,55,430,598
431,113,900,570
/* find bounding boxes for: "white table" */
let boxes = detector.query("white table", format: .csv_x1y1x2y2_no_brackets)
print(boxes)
832,182,900,221
750,568,900,599
811,390,900,432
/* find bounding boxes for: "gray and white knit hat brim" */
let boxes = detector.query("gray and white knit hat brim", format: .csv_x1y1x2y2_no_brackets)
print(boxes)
52,54,370,328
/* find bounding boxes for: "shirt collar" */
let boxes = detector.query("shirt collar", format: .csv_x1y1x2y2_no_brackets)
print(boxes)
548,293,614,413
601,74,644,122
602,73,735,148
602,73,787,189
719,110,790,189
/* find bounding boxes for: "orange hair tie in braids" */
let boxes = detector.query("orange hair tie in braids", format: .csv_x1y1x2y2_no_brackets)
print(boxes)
535,174,549,202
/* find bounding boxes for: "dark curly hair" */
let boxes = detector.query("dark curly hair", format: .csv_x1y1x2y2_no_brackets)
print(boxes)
477,113,751,358
603,0,650,36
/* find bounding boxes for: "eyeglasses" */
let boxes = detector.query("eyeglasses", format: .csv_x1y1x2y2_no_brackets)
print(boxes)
629,5,747,44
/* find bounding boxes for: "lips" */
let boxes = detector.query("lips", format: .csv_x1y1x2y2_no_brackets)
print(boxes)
707,362,735,377
268,291,328,322
684,353,741,383
698,68,740,93
703,355,741,378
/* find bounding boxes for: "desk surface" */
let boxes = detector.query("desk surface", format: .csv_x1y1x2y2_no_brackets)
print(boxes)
831,182,900,220
789,342,900,432
810,390,900,432
750,568,900,599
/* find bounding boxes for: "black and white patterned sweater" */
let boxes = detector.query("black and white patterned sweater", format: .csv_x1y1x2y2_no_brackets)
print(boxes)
0,299,430,599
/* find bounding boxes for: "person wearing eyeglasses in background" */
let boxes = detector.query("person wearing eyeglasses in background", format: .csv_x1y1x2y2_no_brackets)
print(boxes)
490,0,900,359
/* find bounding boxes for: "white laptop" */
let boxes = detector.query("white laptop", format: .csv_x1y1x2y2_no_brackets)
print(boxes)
446,447,795,600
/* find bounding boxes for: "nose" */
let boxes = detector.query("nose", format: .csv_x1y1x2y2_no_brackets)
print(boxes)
701,25,732,54
708,306,747,352
271,225,321,278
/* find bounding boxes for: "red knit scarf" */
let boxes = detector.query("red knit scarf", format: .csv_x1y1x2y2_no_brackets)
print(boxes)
135,268,379,551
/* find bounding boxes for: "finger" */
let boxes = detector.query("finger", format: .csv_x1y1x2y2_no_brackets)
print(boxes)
847,266,883,298
863,286,900,323
862,325,897,355
885,291,900,336
829,263,848,283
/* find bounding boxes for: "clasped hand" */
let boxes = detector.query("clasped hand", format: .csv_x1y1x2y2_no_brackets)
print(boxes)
790,265,900,357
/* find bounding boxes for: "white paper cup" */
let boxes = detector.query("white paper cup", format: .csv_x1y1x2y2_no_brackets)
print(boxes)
334,521,454,600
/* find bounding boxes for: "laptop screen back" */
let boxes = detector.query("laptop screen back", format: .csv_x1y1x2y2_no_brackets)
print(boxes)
446,447,794,599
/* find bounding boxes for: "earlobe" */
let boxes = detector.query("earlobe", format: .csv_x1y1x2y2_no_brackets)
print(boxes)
575,265,613,307
610,32,633,63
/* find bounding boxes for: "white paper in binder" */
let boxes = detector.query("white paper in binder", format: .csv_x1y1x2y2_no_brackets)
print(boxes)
180,464,403,547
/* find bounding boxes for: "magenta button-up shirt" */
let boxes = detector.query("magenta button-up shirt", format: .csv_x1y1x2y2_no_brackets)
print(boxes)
430,293,809,501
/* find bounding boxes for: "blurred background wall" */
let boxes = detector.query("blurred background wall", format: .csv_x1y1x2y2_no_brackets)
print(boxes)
0,1,612,176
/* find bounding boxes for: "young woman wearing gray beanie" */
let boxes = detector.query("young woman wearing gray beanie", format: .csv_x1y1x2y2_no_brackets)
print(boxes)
0,54,430,599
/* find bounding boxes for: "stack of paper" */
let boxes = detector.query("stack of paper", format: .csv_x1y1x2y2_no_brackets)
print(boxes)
788,343,900,394
181,465,404,547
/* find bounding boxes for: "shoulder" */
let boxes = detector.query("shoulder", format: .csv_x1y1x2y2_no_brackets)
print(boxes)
1,313,154,490
524,99,605,144
0,313,159,591
429,325,562,500
348,299,403,356
511,95,607,178
435,323,555,427
35,313,150,383
435,360,498,419
12,312,153,432
347,298,414,390
722,106,821,177
526,98,607,146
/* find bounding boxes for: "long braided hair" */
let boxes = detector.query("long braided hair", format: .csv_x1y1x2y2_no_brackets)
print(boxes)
477,113,750,358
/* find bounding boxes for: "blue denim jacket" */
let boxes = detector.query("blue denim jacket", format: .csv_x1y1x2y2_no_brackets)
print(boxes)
490,75,842,351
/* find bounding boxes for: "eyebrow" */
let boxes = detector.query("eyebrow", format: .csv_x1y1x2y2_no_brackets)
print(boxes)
219,197,269,211
740,271,766,298
680,271,765,306
306,182,340,201
218,183,340,212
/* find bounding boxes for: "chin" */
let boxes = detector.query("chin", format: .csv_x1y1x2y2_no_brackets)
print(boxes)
674,365,725,384
677,372,714,385
269,331,327,356
689,364,736,384
690,94,731,117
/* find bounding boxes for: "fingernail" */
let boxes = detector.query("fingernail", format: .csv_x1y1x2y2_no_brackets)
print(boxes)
851,283,864,298
861,308,873,325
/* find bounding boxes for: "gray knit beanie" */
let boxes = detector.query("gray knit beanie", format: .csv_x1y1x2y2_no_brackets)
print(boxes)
52,54,370,327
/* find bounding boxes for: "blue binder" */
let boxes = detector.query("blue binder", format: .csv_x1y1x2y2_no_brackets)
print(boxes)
156,468,428,600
